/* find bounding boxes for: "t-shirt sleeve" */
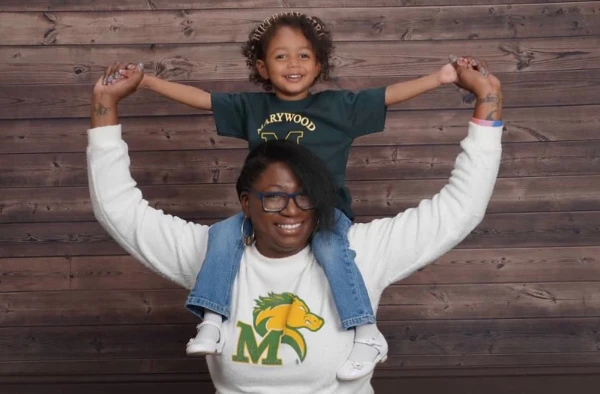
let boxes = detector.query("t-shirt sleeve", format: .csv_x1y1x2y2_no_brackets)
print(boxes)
210,92,249,140
336,87,387,138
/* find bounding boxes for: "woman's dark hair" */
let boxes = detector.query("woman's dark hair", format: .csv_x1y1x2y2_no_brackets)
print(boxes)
241,12,335,92
236,140,336,232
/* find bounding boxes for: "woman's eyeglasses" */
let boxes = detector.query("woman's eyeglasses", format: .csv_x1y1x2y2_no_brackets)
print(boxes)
245,189,315,212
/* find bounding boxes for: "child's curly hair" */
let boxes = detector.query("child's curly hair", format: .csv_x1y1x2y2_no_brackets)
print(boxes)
241,12,335,91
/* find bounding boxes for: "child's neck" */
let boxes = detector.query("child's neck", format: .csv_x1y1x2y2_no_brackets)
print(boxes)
273,89,310,101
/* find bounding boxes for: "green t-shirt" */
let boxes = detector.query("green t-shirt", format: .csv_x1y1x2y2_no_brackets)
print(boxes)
211,88,387,219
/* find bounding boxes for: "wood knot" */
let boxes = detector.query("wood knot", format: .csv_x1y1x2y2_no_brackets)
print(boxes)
43,28,58,45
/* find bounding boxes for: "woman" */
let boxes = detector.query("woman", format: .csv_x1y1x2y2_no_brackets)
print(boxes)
87,60,502,393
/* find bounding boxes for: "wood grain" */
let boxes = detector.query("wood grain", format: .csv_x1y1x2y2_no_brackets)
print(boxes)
0,257,70,292
1,212,599,258
2,175,600,223
2,37,599,85
1,5,599,46
1,318,599,361
0,0,581,12
2,247,598,293
2,70,600,119
2,141,599,187
3,281,600,327
1,0,599,382
1,354,599,378
2,105,599,155
4,375,600,394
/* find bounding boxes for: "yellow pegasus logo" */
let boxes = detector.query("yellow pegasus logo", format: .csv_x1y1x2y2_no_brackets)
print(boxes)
232,292,324,365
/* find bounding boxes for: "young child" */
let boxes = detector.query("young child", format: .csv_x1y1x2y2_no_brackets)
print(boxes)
113,11,459,380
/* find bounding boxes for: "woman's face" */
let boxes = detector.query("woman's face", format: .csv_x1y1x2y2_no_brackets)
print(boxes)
241,161,317,259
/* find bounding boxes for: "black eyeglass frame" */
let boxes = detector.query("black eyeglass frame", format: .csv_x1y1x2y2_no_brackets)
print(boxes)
244,189,316,213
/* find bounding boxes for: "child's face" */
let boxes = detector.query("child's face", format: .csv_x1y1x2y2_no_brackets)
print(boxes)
257,26,321,101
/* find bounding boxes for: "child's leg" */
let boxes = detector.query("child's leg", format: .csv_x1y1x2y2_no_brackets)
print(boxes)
311,209,387,380
311,209,375,328
185,212,245,355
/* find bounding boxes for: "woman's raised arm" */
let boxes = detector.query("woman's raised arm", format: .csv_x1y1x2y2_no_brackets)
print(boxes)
88,63,209,289
349,61,503,293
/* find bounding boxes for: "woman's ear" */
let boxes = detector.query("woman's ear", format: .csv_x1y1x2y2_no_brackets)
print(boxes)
240,192,251,217
256,60,269,80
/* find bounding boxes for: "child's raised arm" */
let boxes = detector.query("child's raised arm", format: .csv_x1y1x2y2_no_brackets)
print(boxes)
141,74,212,111
384,62,457,106
115,64,212,111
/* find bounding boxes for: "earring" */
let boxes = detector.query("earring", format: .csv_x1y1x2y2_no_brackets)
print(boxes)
241,216,255,246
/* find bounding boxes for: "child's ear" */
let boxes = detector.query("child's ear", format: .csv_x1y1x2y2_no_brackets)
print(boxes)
256,60,269,80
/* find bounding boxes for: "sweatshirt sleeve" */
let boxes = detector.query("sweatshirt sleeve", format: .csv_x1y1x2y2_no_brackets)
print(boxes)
348,122,502,294
86,125,208,289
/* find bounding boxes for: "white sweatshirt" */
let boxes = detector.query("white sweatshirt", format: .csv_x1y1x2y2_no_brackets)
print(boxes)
87,123,501,394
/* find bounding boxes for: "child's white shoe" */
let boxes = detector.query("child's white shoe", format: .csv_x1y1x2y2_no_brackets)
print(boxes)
186,320,225,356
336,331,388,380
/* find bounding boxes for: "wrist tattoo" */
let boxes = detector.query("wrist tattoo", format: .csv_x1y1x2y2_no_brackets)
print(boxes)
484,110,500,121
94,103,111,116
476,94,500,104
477,91,503,121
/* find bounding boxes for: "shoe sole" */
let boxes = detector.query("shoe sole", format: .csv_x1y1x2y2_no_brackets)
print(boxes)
186,344,218,356
336,353,388,381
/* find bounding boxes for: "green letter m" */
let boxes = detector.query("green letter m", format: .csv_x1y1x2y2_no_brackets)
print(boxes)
232,321,283,365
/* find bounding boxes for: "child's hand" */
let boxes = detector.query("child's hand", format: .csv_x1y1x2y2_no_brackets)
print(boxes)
448,55,500,98
450,55,489,77
108,63,147,87
438,63,458,84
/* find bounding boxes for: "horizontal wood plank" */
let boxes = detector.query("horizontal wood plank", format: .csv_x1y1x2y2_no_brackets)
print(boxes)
0,257,70,292
1,212,599,258
3,281,600,327
0,0,580,12
0,221,125,258
3,247,598,293
69,255,177,291
2,175,600,223
403,246,600,285
0,289,191,327
2,353,600,379
379,281,600,320
2,105,598,154
2,70,599,119
1,318,599,361
382,317,600,356
4,355,600,381
0,357,207,377
1,5,598,46
5,375,600,394
2,141,600,187
2,37,599,85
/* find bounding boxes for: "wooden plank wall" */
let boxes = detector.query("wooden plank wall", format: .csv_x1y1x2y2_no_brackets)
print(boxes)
1,1,600,393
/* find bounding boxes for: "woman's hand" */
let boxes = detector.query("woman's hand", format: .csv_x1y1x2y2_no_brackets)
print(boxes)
453,57,500,97
93,62,145,103
91,62,144,128
451,56,502,121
